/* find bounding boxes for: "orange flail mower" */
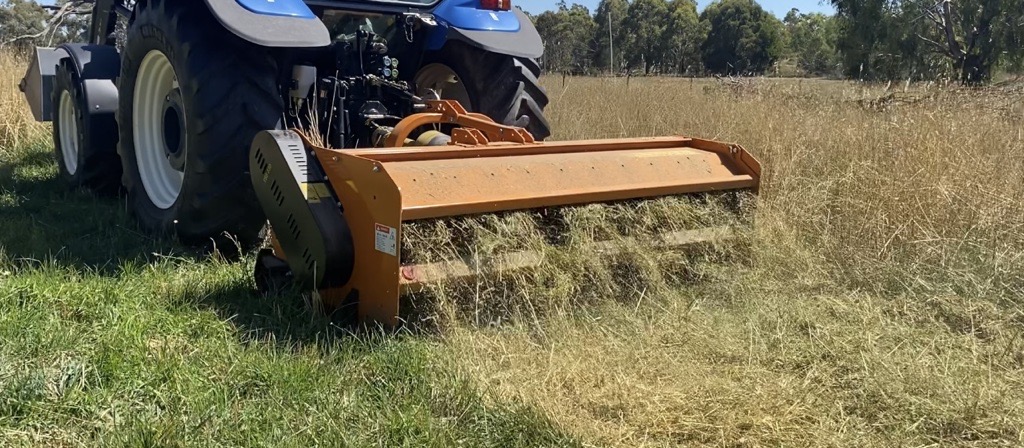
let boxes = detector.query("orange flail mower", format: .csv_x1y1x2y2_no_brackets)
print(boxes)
250,100,760,327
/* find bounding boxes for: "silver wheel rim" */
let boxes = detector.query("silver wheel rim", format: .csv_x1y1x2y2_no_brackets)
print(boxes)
133,50,183,210
414,63,472,108
58,90,79,176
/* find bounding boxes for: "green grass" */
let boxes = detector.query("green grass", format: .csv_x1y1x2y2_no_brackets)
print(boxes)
0,140,578,447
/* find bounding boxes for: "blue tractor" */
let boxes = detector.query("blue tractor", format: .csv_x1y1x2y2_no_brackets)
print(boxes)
23,0,549,243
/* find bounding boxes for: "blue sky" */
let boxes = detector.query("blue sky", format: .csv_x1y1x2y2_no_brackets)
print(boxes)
518,0,834,17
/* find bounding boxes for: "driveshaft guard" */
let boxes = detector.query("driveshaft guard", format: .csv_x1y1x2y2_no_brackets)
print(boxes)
250,130,355,289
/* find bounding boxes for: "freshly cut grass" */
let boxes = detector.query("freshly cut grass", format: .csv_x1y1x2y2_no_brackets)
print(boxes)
447,285,1024,447
400,193,752,327
0,256,578,447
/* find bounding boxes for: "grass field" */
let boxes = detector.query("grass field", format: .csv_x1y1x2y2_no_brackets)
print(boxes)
3,50,1024,447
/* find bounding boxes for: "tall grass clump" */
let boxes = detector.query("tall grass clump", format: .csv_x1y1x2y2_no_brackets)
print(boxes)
400,193,752,328
546,76,1024,299
0,52,48,152
753,83,1024,299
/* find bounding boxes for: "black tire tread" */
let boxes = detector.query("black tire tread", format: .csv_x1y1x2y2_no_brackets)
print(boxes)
117,0,283,243
428,42,551,140
52,61,121,193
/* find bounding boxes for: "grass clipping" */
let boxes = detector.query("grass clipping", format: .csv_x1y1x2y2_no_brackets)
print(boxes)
399,192,754,327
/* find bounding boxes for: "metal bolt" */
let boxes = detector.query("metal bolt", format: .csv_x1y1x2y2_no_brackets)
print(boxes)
373,165,381,173
331,156,339,162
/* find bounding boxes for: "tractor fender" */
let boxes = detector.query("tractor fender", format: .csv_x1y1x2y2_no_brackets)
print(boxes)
428,6,543,59
200,0,327,48
202,0,330,48
57,44,120,116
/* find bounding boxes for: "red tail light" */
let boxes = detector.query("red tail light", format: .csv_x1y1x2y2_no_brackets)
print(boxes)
480,0,511,11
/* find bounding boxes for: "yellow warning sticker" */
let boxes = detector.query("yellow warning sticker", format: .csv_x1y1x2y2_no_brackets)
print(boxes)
300,183,332,203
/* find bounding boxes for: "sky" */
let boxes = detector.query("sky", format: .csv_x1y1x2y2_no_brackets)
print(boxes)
518,0,835,18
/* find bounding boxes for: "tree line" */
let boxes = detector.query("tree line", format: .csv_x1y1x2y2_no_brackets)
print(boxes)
2,0,1021,84
529,0,1023,84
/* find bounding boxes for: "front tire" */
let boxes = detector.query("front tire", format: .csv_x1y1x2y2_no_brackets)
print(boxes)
117,0,283,243
416,42,551,140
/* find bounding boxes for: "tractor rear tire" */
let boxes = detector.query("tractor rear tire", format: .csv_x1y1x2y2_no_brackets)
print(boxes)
117,0,283,244
417,42,551,140
52,61,121,194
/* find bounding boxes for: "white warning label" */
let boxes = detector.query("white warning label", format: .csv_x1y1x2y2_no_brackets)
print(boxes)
374,223,397,256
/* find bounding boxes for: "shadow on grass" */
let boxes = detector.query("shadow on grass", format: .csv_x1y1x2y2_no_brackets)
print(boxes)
0,142,314,338
188,279,356,344
0,141,191,274
1,142,387,345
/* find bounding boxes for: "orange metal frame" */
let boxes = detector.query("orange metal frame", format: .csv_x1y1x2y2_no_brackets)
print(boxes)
281,101,761,327
384,100,535,147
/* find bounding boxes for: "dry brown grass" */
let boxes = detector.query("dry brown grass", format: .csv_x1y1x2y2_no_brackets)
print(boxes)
0,52,48,152
538,76,1024,297
437,76,1024,447
400,193,751,328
